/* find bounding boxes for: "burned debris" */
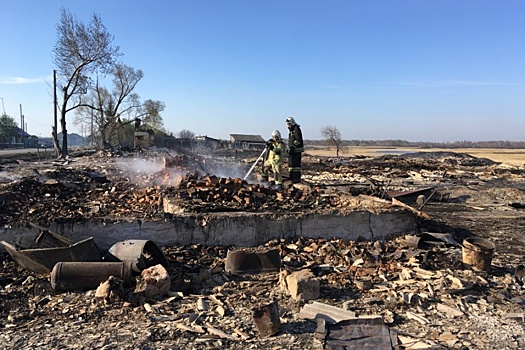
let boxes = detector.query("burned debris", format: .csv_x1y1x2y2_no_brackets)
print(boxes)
0,223,102,274
3,230,525,349
1,149,525,349
163,172,324,213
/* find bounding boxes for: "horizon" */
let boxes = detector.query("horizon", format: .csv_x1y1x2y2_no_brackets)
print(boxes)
1,1,524,143
36,131,525,145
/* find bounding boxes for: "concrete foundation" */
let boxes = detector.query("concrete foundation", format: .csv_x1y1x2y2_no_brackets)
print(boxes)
1,209,417,251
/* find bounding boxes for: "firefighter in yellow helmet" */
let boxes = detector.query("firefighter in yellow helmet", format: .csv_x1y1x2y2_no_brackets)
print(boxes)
262,129,285,189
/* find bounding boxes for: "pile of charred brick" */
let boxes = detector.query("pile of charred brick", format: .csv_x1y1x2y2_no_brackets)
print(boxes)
164,171,328,213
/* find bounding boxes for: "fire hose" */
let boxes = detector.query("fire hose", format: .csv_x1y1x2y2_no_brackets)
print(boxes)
242,148,267,181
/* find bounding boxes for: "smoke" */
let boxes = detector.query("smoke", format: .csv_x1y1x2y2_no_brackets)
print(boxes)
112,147,259,189
179,144,249,180
118,157,164,175
113,157,183,188
202,159,247,180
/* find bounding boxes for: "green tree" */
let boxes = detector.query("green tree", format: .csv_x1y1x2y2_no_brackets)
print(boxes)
140,99,166,131
53,8,121,157
0,114,18,144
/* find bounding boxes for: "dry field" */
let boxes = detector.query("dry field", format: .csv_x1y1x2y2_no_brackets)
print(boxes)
306,146,525,167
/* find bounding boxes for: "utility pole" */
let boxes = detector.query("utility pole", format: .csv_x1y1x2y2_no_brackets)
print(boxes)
19,104,24,132
53,70,58,154
0,97,5,115
19,104,26,147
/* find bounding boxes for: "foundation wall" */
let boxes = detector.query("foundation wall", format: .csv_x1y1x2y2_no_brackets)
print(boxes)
1,210,417,251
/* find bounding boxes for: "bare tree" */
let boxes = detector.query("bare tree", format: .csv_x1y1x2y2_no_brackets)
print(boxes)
321,125,343,157
53,8,120,157
177,129,195,140
74,63,143,149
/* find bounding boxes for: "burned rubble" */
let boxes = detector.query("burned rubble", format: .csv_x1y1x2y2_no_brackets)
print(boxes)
0,151,343,227
1,149,525,349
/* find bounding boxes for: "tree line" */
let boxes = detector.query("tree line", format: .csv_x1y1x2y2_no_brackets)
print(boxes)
308,137,525,149
315,126,525,157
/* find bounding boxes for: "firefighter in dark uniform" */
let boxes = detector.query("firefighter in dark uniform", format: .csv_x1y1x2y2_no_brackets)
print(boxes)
285,116,304,183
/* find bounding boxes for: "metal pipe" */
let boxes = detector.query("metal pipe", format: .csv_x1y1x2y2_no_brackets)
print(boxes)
50,261,133,291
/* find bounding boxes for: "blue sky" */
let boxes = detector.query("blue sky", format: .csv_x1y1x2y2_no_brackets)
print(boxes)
1,1,524,142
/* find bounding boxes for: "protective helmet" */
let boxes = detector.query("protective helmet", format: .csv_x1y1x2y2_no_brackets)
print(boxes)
272,130,281,139
285,116,296,125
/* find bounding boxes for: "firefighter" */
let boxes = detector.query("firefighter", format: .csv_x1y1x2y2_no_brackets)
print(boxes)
285,116,304,183
262,130,285,189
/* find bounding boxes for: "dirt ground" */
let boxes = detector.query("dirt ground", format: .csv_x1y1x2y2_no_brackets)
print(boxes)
1,147,525,349
307,146,525,167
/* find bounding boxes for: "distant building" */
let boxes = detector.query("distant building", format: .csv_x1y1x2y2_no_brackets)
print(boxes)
230,134,265,150
37,137,54,148
0,126,30,149
68,133,87,147
154,134,226,151
26,135,39,148
14,127,30,142
194,135,225,150
56,133,87,147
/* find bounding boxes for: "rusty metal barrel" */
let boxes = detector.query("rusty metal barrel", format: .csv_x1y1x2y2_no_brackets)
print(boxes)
252,299,282,337
225,248,281,274
50,261,133,292
462,237,495,272
104,240,169,273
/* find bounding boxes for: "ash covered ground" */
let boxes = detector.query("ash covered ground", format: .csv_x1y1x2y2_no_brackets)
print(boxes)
1,148,525,349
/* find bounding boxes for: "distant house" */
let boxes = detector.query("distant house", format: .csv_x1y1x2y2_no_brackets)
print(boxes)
0,126,30,149
68,133,87,146
194,135,224,150
37,137,54,148
154,134,178,149
230,134,266,150
56,132,87,147
26,135,39,148
154,134,225,151
14,127,30,141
